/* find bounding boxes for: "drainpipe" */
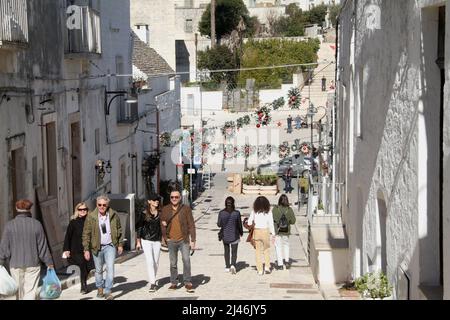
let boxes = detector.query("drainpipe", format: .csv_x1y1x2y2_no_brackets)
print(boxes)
156,105,161,195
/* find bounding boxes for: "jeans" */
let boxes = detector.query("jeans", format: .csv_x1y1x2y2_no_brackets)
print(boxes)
223,243,238,268
141,240,161,285
275,235,290,266
284,177,292,192
93,244,116,294
167,240,191,284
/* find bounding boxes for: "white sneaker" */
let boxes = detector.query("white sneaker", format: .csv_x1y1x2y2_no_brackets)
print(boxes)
230,266,236,274
257,270,264,275
225,268,230,273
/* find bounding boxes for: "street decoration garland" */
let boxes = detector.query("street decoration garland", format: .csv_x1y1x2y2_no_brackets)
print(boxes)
222,121,236,139
240,144,256,158
279,142,291,159
255,105,272,128
160,132,172,147
236,115,251,129
287,88,301,109
271,97,285,110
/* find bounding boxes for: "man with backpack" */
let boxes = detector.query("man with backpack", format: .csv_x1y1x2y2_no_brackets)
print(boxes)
272,195,296,270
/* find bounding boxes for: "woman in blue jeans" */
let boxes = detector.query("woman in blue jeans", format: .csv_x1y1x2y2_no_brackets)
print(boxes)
217,197,243,274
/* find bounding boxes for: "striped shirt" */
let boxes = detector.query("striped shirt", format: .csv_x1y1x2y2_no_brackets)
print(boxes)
0,214,53,268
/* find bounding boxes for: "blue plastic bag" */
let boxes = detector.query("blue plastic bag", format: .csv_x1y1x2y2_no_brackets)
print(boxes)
39,268,61,300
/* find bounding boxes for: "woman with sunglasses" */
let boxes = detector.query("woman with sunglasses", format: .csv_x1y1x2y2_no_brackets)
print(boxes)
136,194,162,292
63,202,95,294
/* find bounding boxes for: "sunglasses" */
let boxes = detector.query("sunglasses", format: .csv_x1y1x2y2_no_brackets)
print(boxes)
78,208,88,211
171,196,180,199
97,204,108,207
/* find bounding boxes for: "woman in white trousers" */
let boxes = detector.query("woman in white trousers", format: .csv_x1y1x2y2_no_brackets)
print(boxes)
136,194,162,292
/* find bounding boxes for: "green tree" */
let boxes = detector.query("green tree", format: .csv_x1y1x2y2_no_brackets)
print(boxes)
238,38,319,89
328,4,342,28
198,45,237,86
305,4,328,26
199,0,250,44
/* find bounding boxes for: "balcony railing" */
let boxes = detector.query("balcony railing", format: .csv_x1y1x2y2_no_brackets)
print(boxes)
0,0,29,48
64,6,101,56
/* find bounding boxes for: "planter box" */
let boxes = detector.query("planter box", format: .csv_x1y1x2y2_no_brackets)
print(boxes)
242,184,278,195
259,185,278,195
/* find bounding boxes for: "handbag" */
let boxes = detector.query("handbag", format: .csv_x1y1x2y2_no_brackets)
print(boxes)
243,217,256,249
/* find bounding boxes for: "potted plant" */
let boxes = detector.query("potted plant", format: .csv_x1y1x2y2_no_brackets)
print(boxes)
316,202,325,215
355,272,393,300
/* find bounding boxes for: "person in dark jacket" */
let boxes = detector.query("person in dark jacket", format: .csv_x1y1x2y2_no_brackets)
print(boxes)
217,197,243,274
136,194,162,292
63,202,95,294
0,199,54,300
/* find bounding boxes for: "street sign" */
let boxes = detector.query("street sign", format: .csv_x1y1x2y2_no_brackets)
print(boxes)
188,169,196,174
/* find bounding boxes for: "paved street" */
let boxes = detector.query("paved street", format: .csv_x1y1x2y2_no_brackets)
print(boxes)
59,173,323,300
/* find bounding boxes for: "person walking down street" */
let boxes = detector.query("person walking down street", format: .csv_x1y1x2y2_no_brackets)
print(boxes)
295,115,302,130
63,202,95,295
0,199,54,300
283,165,293,193
272,195,296,270
161,187,196,293
287,115,293,134
247,196,275,275
82,195,124,300
136,194,162,293
321,76,327,91
217,197,243,275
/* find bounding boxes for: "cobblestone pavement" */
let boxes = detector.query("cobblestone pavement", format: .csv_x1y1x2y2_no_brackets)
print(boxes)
59,174,324,300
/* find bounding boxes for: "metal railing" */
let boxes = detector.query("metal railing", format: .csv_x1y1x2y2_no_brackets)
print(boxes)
0,0,28,46
64,6,101,55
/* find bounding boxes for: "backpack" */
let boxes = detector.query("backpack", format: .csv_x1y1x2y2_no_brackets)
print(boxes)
277,208,289,233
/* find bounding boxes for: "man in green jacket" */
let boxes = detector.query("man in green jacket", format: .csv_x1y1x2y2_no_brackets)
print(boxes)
82,195,123,300
272,194,296,270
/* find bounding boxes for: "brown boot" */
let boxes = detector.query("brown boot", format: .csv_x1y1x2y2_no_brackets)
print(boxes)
97,288,104,298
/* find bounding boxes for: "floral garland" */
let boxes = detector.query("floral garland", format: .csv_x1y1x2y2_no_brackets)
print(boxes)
222,121,236,139
287,88,301,109
279,142,291,159
236,115,251,129
160,132,172,147
257,144,275,159
271,97,285,110
240,144,256,158
255,105,271,128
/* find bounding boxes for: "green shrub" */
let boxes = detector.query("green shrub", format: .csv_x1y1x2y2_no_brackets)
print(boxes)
355,272,393,299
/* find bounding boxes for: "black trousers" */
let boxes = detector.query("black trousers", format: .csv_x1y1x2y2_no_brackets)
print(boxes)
223,243,238,268
69,254,94,286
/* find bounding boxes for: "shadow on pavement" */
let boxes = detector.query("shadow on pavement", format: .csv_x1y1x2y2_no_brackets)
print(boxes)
191,274,211,289
236,261,250,272
112,280,148,299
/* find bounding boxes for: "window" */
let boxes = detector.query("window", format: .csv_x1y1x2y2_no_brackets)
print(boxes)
185,19,193,33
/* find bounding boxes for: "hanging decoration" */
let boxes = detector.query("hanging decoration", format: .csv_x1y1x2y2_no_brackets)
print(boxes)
160,132,172,147
287,87,301,109
240,144,256,158
236,115,251,129
255,105,272,127
279,142,291,159
271,97,285,110
222,121,236,139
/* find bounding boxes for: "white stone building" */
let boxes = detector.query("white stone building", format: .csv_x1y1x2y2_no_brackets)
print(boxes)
0,0,155,266
132,32,182,188
337,0,450,299
246,0,337,11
